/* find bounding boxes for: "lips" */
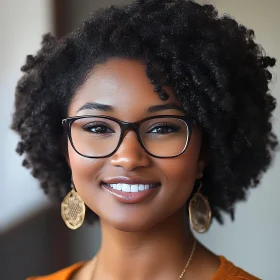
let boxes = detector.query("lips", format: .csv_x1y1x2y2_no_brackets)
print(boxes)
101,177,161,204
103,177,160,185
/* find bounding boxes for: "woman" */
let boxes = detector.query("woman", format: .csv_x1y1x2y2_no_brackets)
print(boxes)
12,0,277,279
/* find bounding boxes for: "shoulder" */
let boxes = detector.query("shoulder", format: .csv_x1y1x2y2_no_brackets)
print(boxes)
212,256,261,280
26,262,86,280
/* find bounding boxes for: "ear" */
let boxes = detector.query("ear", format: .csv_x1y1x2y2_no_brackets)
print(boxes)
60,136,71,167
65,152,70,166
195,139,208,179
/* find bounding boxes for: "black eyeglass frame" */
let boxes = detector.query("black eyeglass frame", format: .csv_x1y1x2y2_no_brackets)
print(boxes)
62,115,194,159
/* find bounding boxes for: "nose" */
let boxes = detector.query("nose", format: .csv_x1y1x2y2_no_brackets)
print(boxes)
110,130,151,171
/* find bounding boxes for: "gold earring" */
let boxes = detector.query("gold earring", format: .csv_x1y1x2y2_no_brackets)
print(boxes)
188,181,212,233
61,181,86,230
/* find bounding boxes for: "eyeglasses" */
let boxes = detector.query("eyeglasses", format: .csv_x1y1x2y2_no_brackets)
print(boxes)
62,115,193,159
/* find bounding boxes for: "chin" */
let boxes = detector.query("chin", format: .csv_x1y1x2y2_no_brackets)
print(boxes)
115,222,154,232
102,213,162,232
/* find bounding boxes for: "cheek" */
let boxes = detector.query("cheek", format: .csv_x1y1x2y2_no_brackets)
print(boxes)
68,144,108,216
159,152,198,201
67,143,104,193
157,129,202,206
162,157,197,187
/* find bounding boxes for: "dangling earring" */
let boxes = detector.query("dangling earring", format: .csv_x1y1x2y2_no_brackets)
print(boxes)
188,180,212,233
61,180,86,230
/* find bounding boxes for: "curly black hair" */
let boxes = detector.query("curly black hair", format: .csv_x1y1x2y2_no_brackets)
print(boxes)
11,0,278,224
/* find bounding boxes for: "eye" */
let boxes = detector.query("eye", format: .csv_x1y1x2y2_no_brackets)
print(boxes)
148,123,180,134
82,122,115,134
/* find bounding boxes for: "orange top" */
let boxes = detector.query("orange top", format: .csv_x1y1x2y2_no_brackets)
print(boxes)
27,256,260,280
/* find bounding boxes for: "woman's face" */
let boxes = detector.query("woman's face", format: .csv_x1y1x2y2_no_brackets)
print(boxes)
67,58,205,232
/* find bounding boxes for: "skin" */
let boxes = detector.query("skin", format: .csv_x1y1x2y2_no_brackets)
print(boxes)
67,58,220,279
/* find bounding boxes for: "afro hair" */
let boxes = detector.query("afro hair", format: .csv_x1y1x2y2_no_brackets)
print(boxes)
11,0,278,224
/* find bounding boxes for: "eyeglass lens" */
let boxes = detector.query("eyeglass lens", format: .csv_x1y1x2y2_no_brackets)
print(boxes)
70,117,189,158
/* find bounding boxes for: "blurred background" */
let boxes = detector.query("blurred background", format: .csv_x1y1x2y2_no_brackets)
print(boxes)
0,0,279,279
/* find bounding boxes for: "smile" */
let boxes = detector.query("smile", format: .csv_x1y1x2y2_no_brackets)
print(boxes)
101,182,161,204
105,183,158,193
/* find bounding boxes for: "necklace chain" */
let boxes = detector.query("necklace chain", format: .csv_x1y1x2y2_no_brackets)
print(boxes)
91,239,197,280
178,239,197,279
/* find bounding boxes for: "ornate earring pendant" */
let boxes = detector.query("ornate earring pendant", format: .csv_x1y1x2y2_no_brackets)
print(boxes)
188,182,212,233
61,181,85,230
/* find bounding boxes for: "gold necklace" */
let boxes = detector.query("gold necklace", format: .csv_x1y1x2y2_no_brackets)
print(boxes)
178,239,197,279
90,239,197,280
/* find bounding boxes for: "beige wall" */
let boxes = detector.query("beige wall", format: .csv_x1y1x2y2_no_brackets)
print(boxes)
1,0,53,231
67,0,133,31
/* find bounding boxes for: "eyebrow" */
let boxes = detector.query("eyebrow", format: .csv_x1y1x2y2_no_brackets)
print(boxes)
77,102,113,113
76,102,184,113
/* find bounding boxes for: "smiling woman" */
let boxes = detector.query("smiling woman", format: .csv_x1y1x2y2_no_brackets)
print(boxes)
64,59,201,236
11,0,277,279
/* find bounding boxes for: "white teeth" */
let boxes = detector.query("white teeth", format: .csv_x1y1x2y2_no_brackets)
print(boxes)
131,184,139,193
107,183,157,192
121,184,131,192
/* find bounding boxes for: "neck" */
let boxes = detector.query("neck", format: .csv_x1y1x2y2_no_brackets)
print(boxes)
93,208,195,280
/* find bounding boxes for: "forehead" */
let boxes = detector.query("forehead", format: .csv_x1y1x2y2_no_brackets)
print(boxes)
68,59,182,120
